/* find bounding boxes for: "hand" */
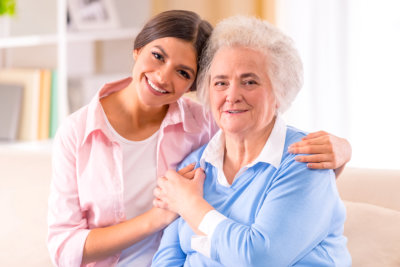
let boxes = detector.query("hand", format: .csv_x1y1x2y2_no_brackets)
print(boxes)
177,162,197,179
288,131,352,173
152,163,198,217
153,168,205,215
149,206,179,227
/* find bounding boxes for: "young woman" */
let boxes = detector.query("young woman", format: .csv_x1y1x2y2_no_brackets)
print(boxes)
47,10,351,267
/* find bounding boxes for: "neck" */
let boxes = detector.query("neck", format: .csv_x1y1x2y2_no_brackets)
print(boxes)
101,82,168,140
119,82,168,127
223,116,276,183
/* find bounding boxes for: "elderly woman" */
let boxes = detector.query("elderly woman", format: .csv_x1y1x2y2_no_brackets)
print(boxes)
152,15,351,267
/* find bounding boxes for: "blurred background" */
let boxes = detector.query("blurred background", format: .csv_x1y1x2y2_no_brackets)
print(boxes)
0,0,399,266
1,0,399,169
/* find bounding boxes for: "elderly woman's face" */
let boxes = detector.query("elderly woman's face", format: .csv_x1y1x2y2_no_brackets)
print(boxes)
209,46,277,137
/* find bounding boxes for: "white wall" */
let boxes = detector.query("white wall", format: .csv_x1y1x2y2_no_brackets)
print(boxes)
277,0,400,169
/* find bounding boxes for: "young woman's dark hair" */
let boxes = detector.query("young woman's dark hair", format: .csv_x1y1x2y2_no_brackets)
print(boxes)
134,10,213,91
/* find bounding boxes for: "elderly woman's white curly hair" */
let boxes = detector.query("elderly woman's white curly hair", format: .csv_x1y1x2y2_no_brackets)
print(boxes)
196,15,303,113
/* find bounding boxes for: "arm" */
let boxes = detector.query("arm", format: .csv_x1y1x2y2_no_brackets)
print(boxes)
48,124,90,266
151,219,186,267
288,131,352,177
84,164,198,264
48,124,178,266
82,208,176,264
156,160,340,266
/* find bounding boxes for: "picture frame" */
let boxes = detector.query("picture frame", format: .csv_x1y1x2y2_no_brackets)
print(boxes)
67,0,119,30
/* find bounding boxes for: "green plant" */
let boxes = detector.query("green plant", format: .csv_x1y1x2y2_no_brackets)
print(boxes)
0,0,16,16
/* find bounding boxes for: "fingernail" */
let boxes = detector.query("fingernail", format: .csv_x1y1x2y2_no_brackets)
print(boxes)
191,162,196,165
295,156,300,161
288,147,293,153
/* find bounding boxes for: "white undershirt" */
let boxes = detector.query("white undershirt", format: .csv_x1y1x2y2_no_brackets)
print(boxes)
102,110,160,266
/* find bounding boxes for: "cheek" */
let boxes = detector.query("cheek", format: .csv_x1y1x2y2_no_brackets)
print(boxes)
175,79,193,95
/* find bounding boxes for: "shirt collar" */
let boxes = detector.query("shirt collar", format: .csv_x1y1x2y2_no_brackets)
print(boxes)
82,77,132,145
162,96,204,134
200,114,287,171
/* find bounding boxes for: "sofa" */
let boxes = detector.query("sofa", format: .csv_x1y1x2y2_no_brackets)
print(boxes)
1,146,399,266
337,167,400,267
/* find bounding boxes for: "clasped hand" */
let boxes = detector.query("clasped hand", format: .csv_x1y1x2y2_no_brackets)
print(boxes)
153,163,206,215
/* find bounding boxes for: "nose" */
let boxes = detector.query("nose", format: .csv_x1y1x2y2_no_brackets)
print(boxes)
226,81,242,103
155,64,173,86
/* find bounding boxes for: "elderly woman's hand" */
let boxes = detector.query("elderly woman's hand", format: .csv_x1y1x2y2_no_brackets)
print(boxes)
153,166,214,234
153,167,205,215
288,131,352,177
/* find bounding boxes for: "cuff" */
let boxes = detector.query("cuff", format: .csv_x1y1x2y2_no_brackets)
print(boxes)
190,210,227,258
198,209,227,237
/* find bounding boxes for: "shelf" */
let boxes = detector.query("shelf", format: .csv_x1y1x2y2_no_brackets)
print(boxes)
67,27,141,42
0,34,58,48
0,140,53,155
0,27,141,49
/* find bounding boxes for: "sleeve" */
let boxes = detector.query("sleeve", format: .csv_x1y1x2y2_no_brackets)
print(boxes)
47,122,90,267
208,160,339,267
151,219,186,267
191,210,227,257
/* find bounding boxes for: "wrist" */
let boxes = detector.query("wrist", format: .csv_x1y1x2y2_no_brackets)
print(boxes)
179,196,214,233
147,208,171,230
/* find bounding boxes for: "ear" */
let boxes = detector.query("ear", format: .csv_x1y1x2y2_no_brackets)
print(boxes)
133,48,141,61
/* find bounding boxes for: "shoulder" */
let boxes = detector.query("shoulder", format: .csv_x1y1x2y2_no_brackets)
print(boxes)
284,125,308,147
278,125,334,182
54,105,89,149
177,143,208,170
180,97,217,129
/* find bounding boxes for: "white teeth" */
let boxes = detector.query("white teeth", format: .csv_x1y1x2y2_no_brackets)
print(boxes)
228,110,244,113
148,79,168,93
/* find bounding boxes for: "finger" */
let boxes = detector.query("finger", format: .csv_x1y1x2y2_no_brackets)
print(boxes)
290,144,331,155
157,176,168,187
177,163,196,176
295,154,331,163
301,131,328,140
306,162,335,170
153,187,162,198
290,135,330,149
194,168,205,182
153,198,168,209
182,168,196,179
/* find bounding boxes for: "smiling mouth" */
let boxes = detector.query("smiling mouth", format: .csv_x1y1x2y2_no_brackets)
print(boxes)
226,110,248,114
147,77,169,94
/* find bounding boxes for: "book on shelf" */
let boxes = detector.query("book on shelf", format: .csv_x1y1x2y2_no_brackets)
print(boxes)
0,83,23,141
0,68,58,141
0,68,41,141
38,69,52,140
49,70,58,138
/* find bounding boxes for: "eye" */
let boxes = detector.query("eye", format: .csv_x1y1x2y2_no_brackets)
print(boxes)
243,80,258,85
213,81,228,90
178,70,191,80
214,81,226,86
152,51,164,62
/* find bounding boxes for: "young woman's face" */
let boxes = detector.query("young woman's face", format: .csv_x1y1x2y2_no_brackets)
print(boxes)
132,37,197,107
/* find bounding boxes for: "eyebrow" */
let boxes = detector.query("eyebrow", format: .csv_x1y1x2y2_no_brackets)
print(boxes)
211,73,260,80
241,73,260,79
154,45,196,76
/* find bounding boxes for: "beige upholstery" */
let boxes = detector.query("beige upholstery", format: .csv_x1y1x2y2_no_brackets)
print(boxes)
0,149,53,267
338,168,400,267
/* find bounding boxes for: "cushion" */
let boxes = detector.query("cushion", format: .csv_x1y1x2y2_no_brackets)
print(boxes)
344,201,400,267
337,168,400,212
